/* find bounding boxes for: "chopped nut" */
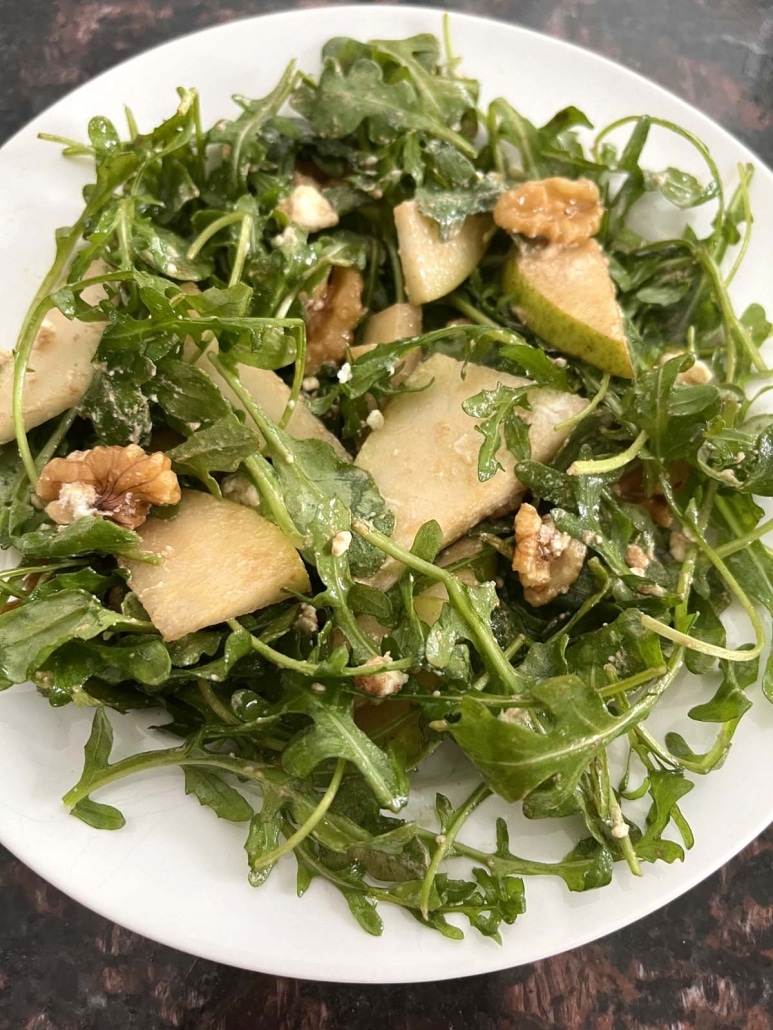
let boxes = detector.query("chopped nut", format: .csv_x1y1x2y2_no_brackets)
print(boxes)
625,543,651,573
304,266,365,374
512,502,586,606
37,445,180,529
615,462,688,529
494,177,604,244
354,652,409,698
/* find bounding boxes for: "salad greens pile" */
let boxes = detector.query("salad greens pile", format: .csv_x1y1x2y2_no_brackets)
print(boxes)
2,29,772,942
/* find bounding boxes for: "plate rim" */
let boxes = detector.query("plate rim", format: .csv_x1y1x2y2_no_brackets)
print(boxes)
1,3,772,983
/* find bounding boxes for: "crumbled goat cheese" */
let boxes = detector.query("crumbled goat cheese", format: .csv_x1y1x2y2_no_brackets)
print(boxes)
331,530,352,556
294,603,319,635
366,409,385,431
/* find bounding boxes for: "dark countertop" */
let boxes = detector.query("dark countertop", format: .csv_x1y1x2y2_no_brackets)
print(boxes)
1,2,773,1028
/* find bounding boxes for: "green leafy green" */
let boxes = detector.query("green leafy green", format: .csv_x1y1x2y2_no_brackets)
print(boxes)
1,26,771,945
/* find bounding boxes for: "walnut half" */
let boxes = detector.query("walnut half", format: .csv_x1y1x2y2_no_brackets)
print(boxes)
37,444,181,529
512,502,586,606
354,652,409,698
494,176,604,245
304,266,365,374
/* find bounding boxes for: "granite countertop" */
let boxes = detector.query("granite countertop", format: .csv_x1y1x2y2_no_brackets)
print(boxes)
1,2,773,1027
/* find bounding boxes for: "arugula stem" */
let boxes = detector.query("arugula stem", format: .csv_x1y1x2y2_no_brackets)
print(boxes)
228,214,253,288
596,665,668,698
125,106,139,140
696,245,767,374
38,132,95,156
242,454,308,549
198,679,240,725
567,430,648,477
251,759,346,873
597,750,641,876
186,211,245,261
63,748,270,809
212,354,379,659
12,299,65,484
419,782,491,919
715,514,773,558
384,238,405,305
442,837,586,883
352,520,523,692
593,115,725,255
672,720,740,774
723,164,754,288
632,723,681,770
12,147,139,482
471,635,526,691
230,620,412,679
646,493,765,662
280,327,307,431
554,374,610,431
447,294,501,328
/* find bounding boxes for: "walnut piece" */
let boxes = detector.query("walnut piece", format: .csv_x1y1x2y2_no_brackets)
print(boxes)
354,652,409,698
37,445,181,529
512,502,586,606
625,542,651,576
615,461,688,529
304,266,365,374
494,177,604,245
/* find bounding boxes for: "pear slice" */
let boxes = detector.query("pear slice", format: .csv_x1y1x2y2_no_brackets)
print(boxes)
354,353,585,588
0,261,109,444
394,200,494,305
351,302,423,384
189,340,350,462
121,489,310,641
503,239,634,379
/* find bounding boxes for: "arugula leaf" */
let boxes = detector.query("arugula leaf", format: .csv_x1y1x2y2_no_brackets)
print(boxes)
415,174,504,239
17,518,143,559
71,797,126,830
623,354,720,462
184,768,254,822
634,770,694,864
0,590,134,686
282,688,408,812
167,417,262,487
462,383,531,482
66,708,126,829
449,676,637,807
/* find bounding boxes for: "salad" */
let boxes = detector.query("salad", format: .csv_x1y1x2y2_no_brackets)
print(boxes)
1,28,772,944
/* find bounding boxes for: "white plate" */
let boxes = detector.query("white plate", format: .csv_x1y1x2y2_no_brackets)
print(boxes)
1,4,772,984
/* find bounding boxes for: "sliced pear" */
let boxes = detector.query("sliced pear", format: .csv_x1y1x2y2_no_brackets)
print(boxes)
394,200,493,305
0,262,109,445
351,302,423,383
121,489,310,641
181,284,349,460
190,340,350,461
354,353,585,588
503,239,634,379
413,539,495,626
